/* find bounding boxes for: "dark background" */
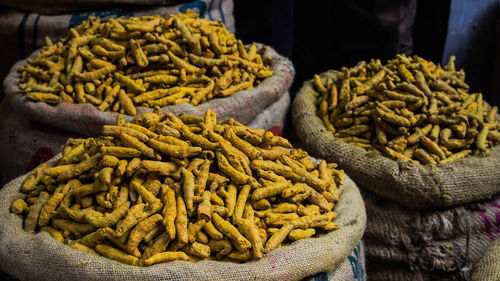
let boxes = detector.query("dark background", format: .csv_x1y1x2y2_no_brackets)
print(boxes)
234,0,451,96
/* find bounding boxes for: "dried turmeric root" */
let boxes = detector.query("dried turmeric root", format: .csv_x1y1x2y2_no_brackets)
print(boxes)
12,110,343,265
312,54,500,164
19,11,273,113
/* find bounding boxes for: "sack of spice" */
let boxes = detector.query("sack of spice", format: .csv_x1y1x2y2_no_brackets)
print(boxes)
3,10,293,136
292,54,500,280
0,110,365,281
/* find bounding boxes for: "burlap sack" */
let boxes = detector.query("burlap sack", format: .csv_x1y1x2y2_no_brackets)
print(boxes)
0,154,366,281
0,100,80,187
4,44,293,136
0,91,291,187
470,240,500,281
362,187,500,281
292,70,500,210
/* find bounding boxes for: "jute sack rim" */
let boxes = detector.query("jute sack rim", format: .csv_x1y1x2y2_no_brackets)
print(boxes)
0,154,366,281
292,69,500,210
3,43,294,136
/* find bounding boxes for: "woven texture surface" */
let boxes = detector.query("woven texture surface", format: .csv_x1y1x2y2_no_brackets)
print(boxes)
362,187,499,281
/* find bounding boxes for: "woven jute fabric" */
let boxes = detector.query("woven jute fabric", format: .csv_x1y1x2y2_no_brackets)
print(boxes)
470,240,500,281
292,70,500,210
0,154,366,281
4,45,294,137
362,187,499,281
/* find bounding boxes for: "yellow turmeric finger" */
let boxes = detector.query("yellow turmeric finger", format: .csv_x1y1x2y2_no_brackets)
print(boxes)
162,186,177,240
204,221,224,240
183,242,211,259
195,159,211,194
102,125,149,143
52,218,96,236
280,155,327,192
77,230,106,248
148,138,202,158
21,164,49,193
197,190,212,221
26,92,62,104
251,181,289,201
187,220,207,244
43,164,74,177
125,213,163,255
11,199,28,214
419,136,446,160
180,126,218,150
118,89,137,116
24,191,50,232
101,155,120,168
212,213,251,252
264,222,294,253
232,185,251,224
38,192,65,227
292,212,336,229
95,244,138,266
216,151,251,185
142,233,171,261
56,153,101,182
83,201,130,227
120,132,155,158
288,228,316,241
102,146,141,158
143,251,189,265
264,213,300,227
175,195,189,246
238,219,263,259
140,160,178,176
224,128,261,160
66,240,97,255
40,226,64,243
181,167,196,213
60,144,85,165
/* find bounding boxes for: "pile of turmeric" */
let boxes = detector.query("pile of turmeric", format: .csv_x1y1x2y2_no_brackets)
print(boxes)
313,54,500,165
12,109,341,266
18,11,273,115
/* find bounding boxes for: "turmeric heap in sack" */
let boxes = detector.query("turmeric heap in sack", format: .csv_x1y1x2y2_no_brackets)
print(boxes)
18,11,273,115
11,109,341,266
313,54,500,165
